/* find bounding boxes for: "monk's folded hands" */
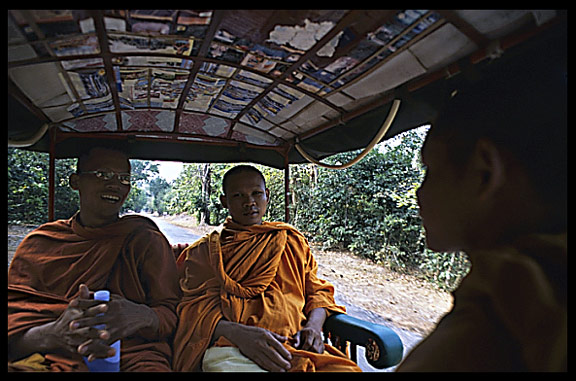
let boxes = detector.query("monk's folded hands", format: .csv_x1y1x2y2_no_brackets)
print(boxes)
72,294,159,344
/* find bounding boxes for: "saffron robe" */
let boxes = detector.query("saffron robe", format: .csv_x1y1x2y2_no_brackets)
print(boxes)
8,213,181,371
397,233,566,371
172,218,361,372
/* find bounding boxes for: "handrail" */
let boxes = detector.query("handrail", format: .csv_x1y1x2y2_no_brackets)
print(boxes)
294,99,401,169
8,123,49,148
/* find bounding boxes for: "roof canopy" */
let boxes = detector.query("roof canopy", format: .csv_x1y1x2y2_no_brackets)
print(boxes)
7,10,565,168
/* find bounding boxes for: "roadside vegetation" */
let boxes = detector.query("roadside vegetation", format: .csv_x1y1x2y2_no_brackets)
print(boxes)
8,126,469,291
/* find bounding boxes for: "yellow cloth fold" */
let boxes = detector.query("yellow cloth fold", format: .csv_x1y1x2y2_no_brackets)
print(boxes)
9,353,51,372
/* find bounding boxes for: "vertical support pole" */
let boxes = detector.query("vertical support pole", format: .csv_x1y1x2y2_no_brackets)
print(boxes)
48,127,56,221
284,162,290,223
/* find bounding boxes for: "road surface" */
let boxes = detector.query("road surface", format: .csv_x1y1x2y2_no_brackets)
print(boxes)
144,214,201,245
334,292,423,372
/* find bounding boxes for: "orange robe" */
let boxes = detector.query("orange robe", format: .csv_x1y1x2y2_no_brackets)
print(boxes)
173,218,361,372
397,233,566,371
8,213,181,371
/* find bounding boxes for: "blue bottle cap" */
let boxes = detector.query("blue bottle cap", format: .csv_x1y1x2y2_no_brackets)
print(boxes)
94,290,110,302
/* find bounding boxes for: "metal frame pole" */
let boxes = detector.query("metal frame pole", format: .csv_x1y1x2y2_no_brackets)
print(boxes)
284,162,290,223
48,127,56,221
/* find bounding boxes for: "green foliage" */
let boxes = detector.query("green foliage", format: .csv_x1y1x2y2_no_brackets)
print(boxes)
418,249,471,291
122,160,159,213
289,128,470,291
54,157,80,220
7,150,157,222
8,148,48,223
123,186,147,213
295,131,425,259
148,177,170,215
158,127,469,290
165,163,231,224
8,127,470,291
8,148,78,223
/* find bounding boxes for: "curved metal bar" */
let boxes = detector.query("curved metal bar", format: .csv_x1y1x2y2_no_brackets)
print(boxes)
8,123,50,148
294,99,401,169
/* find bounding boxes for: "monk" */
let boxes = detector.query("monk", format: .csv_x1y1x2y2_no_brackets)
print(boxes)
8,145,181,371
397,40,566,371
173,165,361,372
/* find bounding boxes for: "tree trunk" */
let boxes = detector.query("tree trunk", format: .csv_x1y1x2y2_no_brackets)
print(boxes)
199,163,211,224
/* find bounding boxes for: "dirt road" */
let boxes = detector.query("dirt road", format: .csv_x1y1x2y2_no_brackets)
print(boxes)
145,213,201,244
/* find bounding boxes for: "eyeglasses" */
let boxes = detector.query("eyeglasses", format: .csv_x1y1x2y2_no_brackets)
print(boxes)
80,170,131,186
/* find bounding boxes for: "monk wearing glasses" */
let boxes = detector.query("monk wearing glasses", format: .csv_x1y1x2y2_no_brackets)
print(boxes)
8,145,181,371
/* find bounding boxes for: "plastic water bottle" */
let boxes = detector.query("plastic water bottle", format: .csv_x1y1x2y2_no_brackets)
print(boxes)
83,290,121,372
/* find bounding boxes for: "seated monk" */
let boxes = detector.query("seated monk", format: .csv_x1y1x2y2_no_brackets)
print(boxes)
397,43,566,371
8,145,181,372
172,165,361,372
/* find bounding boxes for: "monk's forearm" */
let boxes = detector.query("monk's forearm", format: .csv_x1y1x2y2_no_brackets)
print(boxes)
9,321,58,361
117,301,161,340
212,319,235,345
135,302,160,333
213,309,327,345
305,307,327,331
212,320,287,346
211,319,293,372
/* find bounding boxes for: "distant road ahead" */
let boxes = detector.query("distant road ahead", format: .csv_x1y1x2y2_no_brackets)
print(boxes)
143,213,201,245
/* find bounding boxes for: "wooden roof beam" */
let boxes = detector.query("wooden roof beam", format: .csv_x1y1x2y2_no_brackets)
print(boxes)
91,10,124,131
174,10,227,133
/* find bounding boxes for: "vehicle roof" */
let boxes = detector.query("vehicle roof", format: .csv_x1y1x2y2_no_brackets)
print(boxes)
7,10,566,168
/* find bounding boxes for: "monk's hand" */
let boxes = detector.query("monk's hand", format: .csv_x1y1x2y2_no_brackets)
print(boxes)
292,326,324,354
74,293,158,343
216,321,292,372
40,284,111,358
70,287,158,360
292,307,327,354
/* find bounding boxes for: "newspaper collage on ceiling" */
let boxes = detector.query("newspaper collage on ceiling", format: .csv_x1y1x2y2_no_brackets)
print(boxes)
8,10,558,151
